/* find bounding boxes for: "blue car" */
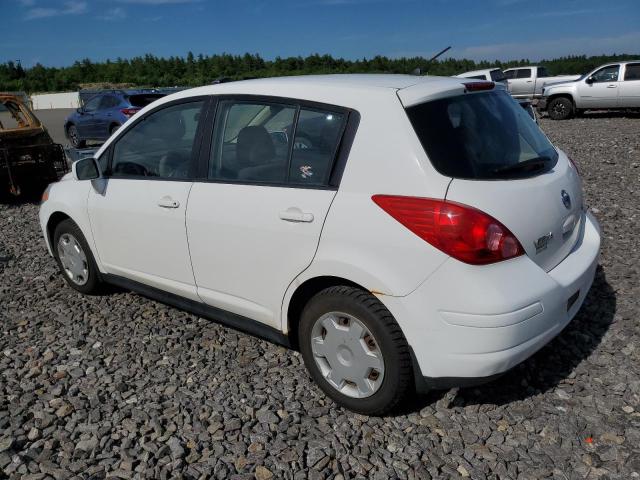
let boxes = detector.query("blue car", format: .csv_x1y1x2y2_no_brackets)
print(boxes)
64,90,165,148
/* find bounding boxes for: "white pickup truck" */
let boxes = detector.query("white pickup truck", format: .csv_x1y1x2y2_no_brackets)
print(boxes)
503,66,580,99
538,61,640,119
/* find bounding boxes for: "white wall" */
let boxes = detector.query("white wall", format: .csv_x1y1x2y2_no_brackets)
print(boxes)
31,91,80,110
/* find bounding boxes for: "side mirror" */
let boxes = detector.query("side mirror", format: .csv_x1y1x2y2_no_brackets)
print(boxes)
73,157,100,181
585,76,594,84
76,107,84,114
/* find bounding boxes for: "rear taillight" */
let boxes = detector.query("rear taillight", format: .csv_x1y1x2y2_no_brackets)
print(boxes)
121,108,140,118
463,81,495,92
372,195,524,265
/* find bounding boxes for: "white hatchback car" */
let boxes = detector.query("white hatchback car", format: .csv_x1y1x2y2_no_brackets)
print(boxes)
40,75,601,415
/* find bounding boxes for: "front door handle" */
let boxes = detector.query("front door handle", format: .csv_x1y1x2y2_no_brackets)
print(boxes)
279,207,314,223
157,196,180,209
606,84,617,88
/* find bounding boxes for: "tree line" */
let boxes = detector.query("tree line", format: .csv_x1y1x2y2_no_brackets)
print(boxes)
1,52,638,93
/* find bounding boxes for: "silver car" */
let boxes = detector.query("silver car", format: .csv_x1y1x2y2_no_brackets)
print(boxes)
539,60,640,119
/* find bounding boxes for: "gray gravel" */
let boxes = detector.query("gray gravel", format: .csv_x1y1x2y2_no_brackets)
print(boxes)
1,115,639,479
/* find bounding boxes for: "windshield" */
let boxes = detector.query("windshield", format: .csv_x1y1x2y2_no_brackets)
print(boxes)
406,90,558,180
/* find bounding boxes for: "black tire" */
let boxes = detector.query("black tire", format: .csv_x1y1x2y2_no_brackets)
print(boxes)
547,97,574,120
67,124,86,148
298,286,413,415
53,219,102,294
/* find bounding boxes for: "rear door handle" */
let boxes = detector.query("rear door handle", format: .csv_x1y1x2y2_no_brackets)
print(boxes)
607,84,617,88
157,196,180,209
279,207,314,223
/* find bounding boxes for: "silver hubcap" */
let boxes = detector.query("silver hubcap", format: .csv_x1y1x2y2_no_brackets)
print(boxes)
311,312,385,398
57,233,89,286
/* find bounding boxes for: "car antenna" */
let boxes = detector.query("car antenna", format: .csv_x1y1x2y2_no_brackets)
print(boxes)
411,46,451,75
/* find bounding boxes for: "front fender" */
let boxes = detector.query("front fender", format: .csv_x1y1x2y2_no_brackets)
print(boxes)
38,179,104,272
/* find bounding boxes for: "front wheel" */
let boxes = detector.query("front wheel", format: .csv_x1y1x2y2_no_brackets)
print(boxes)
53,219,102,294
299,286,413,415
547,97,574,120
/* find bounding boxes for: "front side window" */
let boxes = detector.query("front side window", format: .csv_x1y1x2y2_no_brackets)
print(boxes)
406,90,558,180
516,69,532,79
111,100,204,179
591,65,619,82
624,63,640,81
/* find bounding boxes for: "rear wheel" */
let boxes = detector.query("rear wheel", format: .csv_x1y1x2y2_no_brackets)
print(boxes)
547,97,574,120
53,219,102,294
298,286,413,415
67,124,86,148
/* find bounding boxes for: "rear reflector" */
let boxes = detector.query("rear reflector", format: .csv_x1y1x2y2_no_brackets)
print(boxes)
463,81,495,92
372,195,524,265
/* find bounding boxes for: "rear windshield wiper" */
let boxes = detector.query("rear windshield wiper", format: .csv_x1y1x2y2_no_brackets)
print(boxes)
492,156,551,176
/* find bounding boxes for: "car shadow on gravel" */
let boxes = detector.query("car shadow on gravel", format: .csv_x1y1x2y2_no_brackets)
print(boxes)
396,266,616,413
453,266,616,407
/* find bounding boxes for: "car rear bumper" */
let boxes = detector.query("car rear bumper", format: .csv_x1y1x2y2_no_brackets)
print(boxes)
381,210,600,388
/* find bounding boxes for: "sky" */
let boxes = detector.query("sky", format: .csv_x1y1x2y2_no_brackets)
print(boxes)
2,0,639,67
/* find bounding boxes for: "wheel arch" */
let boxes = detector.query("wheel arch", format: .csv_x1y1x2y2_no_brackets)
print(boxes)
548,92,575,106
46,211,72,249
286,275,369,349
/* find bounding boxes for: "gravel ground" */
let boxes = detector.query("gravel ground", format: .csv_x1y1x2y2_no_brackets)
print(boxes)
1,115,639,479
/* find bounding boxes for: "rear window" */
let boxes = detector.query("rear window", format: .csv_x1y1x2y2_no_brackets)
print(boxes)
406,90,558,180
490,70,506,82
516,69,532,79
127,94,164,108
503,70,516,79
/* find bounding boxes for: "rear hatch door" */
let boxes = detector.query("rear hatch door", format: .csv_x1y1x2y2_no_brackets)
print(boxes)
447,159,583,271
401,83,583,271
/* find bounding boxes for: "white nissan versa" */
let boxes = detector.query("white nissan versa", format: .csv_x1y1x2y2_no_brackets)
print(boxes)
40,75,601,415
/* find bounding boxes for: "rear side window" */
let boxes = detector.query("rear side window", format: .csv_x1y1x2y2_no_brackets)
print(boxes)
624,63,640,80
406,90,558,180
537,67,549,77
209,100,346,186
490,70,506,82
209,101,296,183
503,70,516,79
516,69,532,79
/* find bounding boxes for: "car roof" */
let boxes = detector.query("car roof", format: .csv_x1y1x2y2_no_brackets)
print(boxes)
158,74,477,106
